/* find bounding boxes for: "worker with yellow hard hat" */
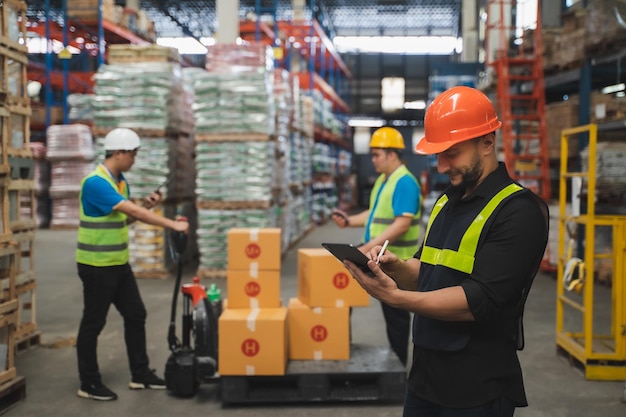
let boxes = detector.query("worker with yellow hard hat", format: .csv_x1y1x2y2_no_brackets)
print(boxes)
330,126,421,366
341,86,549,416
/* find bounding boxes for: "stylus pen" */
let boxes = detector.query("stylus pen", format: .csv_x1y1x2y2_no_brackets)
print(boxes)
376,240,389,265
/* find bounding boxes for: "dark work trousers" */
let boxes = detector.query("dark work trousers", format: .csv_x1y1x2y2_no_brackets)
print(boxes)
76,263,149,385
403,388,516,417
380,300,411,366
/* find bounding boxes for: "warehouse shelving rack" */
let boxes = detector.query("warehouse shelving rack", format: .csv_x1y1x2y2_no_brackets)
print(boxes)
26,0,152,128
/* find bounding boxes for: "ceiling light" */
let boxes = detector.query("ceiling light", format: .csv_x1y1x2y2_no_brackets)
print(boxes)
601,83,625,94
348,118,385,127
403,100,426,110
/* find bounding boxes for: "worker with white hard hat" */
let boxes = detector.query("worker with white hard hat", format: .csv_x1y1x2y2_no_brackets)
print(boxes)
75,128,188,401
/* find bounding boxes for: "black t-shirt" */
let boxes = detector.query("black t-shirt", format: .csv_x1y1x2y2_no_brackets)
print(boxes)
408,163,549,408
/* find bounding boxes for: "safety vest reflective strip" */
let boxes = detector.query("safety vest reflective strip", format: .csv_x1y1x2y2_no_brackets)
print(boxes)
79,220,126,229
421,183,523,274
371,217,421,247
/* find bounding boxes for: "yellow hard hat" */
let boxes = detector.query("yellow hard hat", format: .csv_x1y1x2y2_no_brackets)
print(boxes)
369,127,405,149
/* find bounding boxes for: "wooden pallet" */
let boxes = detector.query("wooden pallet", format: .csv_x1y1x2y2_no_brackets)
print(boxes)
194,132,273,142
48,224,78,230
220,345,406,405
108,44,181,64
196,200,272,210
196,268,227,279
134,269,170,279
93,126,190,138
0,376,25,415
14,329,40,353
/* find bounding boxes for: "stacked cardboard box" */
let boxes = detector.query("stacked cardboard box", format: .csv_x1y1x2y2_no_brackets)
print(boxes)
546,98,579,159
584,0,626,54
543,8,586,71
292,248,370,361
218,228,288,376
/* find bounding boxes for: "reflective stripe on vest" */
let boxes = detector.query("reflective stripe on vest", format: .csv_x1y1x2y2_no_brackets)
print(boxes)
368,165,421,259
420,183,523,274
76,168,129,266
79,220,126,229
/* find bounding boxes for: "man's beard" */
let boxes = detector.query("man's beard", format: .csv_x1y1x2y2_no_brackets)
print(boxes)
447,152,482,190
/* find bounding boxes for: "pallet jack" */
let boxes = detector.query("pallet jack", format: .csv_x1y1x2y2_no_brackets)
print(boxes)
162,228,405,404
164,227,220,397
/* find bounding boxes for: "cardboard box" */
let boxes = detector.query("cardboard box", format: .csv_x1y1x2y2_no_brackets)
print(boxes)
218,307,288,376
287,298,349,360
227,228,281,271
297,248,370,308
226,269,281,309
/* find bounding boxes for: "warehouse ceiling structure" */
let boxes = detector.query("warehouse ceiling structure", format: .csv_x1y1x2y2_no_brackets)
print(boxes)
26,1,462,41
26,0,465,119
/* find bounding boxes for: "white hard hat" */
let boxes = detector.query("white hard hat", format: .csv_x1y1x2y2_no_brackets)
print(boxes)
27,81,42,98
103,128,141,151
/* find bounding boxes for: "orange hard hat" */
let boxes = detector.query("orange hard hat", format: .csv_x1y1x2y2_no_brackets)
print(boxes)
369,127,405,149
415,86,502,155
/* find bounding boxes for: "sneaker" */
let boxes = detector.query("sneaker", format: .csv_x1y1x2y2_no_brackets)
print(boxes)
77,383,118,401
129,369,166,390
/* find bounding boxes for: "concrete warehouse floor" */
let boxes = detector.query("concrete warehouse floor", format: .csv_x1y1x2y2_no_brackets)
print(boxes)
8,222,626,417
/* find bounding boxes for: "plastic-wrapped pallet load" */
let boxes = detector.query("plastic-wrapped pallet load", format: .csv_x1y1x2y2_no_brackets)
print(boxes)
581,142,626,198
46,124,95,229
185,44,287,277
67,93,95,124
195,141,280,201
93,62,191,133
183,68,275,136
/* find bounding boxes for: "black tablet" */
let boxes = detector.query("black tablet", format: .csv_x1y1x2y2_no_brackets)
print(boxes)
321,242,375,277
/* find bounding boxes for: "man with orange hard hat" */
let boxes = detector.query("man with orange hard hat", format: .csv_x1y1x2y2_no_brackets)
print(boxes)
342,86,549,416
331,126,421,366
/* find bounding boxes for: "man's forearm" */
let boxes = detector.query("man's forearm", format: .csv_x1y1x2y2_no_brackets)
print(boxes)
116,201,176,229
391,285,474,321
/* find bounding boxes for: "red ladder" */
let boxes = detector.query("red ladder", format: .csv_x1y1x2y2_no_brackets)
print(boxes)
485,0,551,201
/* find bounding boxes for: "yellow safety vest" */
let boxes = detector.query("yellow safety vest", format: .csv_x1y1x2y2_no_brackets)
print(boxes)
368,165,421,260
421,183,523,274
76,167,129,266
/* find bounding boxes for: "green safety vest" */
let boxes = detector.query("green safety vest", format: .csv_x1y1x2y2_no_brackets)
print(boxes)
76,167,129,267
421,183,523,274
368,165,421,260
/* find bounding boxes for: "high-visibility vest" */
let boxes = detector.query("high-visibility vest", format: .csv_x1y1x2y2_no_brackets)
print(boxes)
413,182,525,351
368,165,421,260
420,183,523,274
76,168,129,266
